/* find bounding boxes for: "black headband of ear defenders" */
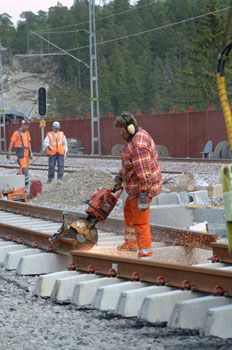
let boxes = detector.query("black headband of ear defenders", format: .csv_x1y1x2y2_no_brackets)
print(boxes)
120,113,138,129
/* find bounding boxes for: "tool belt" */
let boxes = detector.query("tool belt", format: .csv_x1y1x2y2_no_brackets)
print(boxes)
16,130,29,159
16,146,28,159
16,147,25,159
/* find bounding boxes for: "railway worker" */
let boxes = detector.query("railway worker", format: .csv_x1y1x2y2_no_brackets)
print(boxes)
6,119,33,189
43,121,68,184
113,112,162,258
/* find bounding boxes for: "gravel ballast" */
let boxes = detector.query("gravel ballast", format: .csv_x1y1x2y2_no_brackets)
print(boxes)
0,269,232,350
0,155,230,348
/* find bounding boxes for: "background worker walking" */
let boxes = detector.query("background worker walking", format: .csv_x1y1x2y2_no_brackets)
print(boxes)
7,120,33,189
113,112,162,259
43,121,68,184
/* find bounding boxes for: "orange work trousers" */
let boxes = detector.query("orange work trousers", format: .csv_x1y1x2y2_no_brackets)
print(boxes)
17,150,30,187
124,195,152,254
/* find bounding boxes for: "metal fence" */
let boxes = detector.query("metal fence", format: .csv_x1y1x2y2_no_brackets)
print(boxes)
5,109,227,157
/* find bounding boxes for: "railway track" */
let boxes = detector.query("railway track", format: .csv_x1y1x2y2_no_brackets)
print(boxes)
0,162,183,175
0,200,217,249
1,151,232,163
0,158,224,176
0,153,228,184
0,200,232,337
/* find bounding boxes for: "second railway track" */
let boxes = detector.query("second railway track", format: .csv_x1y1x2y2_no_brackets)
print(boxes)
0,161,183,175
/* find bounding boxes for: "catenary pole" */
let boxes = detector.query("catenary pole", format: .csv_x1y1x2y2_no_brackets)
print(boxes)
89,0,101,154
0,42,6,151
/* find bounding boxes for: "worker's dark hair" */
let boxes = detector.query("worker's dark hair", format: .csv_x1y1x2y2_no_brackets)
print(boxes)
114,112,137,129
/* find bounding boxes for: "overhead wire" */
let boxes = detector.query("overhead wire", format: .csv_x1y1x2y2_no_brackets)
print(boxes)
6,5,231,62
39,4,232,98
89,6,231,48
37,5,231,55
38,1,157,32
221,0,232,49
4,2,230,119
7,4,230,53
6,35,29,49
37,30,89,34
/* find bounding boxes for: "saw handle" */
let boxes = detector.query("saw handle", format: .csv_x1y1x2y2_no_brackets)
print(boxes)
112,185,124,194
84,200,108,218
112,186,124,200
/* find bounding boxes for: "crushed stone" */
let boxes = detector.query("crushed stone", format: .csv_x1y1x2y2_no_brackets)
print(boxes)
31,169,114,207
0,268,231,350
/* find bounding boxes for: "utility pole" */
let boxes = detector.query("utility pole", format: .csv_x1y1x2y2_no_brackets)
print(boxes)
89,0,101,155
17,4,102,155
0,42,6,151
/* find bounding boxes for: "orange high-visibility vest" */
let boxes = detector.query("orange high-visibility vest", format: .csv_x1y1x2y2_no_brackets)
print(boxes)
11,130,31,148
46,131,65,155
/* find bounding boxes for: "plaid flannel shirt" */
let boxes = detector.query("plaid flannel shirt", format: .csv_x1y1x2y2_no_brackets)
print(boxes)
121,128,162,197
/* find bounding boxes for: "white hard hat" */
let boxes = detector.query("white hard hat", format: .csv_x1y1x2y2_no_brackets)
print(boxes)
22,119,30,125
53,121,60,129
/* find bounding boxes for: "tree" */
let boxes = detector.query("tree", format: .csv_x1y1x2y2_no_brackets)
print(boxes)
3,0,229,116
0,13,15,47
98,57,113,113
184,0,225,108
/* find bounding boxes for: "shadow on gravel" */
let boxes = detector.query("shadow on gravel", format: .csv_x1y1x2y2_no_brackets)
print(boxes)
0,275,29,291
94,311,123,320
164,342,232,350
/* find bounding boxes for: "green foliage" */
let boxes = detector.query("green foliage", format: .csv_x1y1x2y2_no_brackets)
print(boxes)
48,84,89,117
184,0,224,108
0,13,15,47
1,0,232,116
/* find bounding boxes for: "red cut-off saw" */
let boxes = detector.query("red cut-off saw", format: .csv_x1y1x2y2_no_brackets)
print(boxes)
49,186,123,251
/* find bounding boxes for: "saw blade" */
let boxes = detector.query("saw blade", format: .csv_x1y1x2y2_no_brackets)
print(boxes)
69,219,98,245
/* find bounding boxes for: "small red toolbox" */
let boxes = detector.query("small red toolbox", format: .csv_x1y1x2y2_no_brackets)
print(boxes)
30,180,42,199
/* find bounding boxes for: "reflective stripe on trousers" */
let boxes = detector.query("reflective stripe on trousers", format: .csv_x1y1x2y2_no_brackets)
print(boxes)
124,195,152,251
124,226,137,242
18,155,30,187
138,248,153,255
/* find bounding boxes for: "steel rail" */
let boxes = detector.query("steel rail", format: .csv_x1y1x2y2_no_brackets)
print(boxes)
0,200,64,222
0,200,218,248
0,162,182,175
211,242,232,263
0,222,76,254
1,151,232,162
0,201,228,296
71,251,232,296
0,163,82,173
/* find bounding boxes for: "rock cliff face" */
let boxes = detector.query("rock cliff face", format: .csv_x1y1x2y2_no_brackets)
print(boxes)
2,64,55,119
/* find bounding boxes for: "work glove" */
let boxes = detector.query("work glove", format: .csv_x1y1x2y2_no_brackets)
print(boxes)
138,193,149,211
47,146,53,151
113,174,123,191
29,152,33,160
6,154,10,160
64,153,68,159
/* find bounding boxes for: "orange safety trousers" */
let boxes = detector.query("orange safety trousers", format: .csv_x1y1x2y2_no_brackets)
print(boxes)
124,196,152,256
18,156,29,173
17,150,30,187
18,149,29,173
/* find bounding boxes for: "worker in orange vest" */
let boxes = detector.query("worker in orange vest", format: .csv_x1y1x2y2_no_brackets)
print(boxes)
43,121,68,184
113,112,162,259
6,119,33,189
